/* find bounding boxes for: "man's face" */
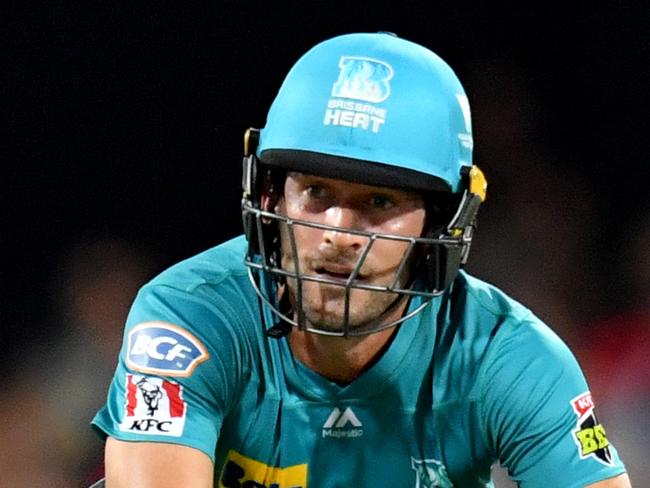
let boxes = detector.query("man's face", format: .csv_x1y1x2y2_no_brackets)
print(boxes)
274,171,426,332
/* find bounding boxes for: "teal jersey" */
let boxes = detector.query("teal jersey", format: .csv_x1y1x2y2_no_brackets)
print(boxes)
92,235,626,487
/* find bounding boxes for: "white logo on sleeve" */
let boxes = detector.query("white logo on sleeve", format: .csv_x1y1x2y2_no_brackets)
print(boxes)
455,93,473,149
119,374,187,436
322,407,363,438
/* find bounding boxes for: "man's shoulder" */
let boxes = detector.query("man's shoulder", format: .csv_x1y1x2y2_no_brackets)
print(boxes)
124,234,262,354
440,272,583,410
149,234,250,292
454,271,570,353
129,234,258,332
453,270,533,325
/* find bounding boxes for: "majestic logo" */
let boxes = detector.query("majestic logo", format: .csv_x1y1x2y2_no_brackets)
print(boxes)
571,392,613,465
411,458,454,488
332,56,394,103
219,449,307,488
119,374,187,436
322,407,363,438
324,56,392,133
126,321,209,377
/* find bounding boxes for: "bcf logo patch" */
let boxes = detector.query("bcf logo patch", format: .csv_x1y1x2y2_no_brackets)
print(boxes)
126,321,209,377
119,374,187,436
571,391,613,466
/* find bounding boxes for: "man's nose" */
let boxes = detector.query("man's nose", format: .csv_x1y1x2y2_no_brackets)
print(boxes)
321,206,367,251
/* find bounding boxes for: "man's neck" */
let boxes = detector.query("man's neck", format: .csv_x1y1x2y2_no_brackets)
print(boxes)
288,326,398,385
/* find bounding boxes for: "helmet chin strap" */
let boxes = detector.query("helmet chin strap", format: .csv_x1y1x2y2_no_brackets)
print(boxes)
263,286,294,339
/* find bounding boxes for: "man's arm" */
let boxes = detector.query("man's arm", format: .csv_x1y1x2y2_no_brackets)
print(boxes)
105,437,214,488
586,473,631,487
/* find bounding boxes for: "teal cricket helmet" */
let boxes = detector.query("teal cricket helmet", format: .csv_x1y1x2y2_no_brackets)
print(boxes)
257,31,474,193
242,32,487,338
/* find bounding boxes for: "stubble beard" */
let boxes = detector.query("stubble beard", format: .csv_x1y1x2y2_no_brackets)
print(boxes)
285,273,404,333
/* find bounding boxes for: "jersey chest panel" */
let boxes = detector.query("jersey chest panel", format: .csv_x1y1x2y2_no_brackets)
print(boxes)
214,379,492,487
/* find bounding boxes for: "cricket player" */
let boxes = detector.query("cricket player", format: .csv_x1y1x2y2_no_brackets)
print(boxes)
92,32,631,487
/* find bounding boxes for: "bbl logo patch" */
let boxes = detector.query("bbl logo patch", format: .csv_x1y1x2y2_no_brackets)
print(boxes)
411,458,454,488
126,321,209,377
219,450,308,488
119,374,187,436
571,391,613,465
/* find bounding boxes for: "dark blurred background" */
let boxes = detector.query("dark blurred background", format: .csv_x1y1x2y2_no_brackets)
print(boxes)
4,2,649,486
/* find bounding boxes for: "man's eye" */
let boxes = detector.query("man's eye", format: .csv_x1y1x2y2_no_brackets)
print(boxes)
370,195,395,209
306,185,327,198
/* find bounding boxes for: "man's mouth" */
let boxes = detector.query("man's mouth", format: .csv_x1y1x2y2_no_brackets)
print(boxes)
314,264,365,282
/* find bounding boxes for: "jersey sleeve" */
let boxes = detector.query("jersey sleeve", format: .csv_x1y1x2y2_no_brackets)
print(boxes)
478,317,627,488
92,282,252,462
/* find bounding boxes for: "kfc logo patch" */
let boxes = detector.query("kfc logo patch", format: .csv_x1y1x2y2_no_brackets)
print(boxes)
119,374,187,436
571,392,613,466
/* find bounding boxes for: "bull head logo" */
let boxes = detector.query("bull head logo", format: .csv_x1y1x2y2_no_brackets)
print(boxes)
411,458,454,488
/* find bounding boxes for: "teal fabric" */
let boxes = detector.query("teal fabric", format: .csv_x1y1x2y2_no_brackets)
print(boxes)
92,235,626,487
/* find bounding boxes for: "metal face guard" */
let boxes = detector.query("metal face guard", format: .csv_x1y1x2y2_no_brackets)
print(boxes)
242,201,469,337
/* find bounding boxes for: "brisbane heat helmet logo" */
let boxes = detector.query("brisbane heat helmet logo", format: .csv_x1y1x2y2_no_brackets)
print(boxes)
323,56,392,134
332,56,393,103
571,392,613,465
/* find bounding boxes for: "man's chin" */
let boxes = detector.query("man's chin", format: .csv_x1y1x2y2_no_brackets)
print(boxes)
301,306,378,333
290,286,403,332
302,313,347,332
